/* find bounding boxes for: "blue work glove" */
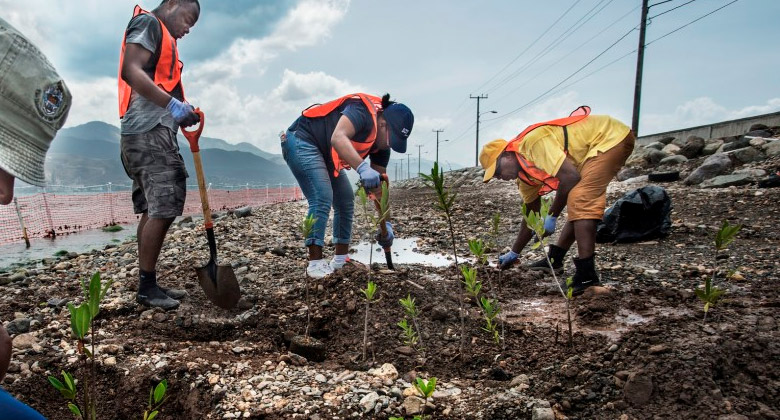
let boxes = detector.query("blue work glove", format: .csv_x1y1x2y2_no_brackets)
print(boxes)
543,215,558,235
357,161,381,189
166,97,199,127
498,250,519,270
376,221,394,248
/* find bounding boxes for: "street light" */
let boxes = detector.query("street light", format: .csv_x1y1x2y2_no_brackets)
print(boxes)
436,139,450,164
476,110,497,166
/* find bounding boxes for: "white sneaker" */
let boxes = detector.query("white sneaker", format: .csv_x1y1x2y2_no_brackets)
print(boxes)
307,260,333,279
329,255,351,271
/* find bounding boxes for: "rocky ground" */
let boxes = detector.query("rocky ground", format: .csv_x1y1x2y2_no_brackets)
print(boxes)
1,127,779,419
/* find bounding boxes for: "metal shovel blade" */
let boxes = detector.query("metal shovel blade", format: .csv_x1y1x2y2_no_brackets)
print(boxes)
196,259,241,309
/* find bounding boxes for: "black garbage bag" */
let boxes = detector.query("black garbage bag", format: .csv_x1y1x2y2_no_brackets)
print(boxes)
596,186,672,243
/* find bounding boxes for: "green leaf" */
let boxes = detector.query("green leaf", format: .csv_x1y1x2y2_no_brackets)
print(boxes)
362,282,377,301
68,403,82,417
68,303,92,339
48,376,66,391
154,379,168,404
531,241,541,250
88,272,101,317
715,220,742,250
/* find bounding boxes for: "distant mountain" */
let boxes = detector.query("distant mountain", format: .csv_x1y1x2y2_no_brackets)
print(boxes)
46,121,294,187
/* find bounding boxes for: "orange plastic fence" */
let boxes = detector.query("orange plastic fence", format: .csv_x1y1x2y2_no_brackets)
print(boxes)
0,186,302,244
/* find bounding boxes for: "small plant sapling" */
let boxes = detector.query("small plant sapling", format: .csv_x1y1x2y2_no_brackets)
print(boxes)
299,214,317,338
414,377,437,420
479,297,501,344
397,318,419,348
521,197,573,347
399,294,424,351
361,281,378,361
460,266,481,300
488,212,501,251
357,182,391,281
143,380,169,420
696,220,742,322
467,238,487,266
48,272,113,420
420,162,465,355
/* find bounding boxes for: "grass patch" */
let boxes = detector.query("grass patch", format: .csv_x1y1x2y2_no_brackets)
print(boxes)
102,225,124,233
54,250,69,257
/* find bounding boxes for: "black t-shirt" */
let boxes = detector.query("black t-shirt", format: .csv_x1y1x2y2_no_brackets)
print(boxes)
288,99,391,171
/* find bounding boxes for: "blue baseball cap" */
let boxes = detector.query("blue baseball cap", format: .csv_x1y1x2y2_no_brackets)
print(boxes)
383,103,414,153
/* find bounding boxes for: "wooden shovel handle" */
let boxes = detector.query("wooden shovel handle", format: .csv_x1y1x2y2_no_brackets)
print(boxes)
182,110,213,229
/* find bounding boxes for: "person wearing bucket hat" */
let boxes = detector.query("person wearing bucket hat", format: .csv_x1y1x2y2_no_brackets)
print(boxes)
0,17,72,206
118,0,202,311
284,93,413,278
0,16,64,420
480,107,634,295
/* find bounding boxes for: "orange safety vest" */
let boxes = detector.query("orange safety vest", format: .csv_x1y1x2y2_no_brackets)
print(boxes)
117,5,185,118
302,93,382,176
505,105,591,196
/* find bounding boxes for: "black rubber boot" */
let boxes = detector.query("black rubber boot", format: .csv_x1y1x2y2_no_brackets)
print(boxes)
528,244,567,274
158,286,188,300
568,255,600,296
137,270,180,311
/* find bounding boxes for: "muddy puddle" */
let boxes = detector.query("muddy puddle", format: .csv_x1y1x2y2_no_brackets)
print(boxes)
505,296,690,341
351,237,454,267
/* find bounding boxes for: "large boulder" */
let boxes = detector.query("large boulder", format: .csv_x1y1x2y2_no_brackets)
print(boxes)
727,147,765,164
617,167,643,181
659,155,688,165
745,129,773,139
722,137,751,152
627,148,652,166
661,144,680,155
648,149,670,165
749,123,769,131
701,173,753,189
657,136,675,145
684,153,733,185
679,136,705,158
643,142,664,151
763,140,780,158
702,139,724,156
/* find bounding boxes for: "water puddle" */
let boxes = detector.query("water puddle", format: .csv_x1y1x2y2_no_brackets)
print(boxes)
351,237,454,267
0,223,138,271
505,297,688,341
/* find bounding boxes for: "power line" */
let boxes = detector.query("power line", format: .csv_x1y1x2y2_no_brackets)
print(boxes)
474,0,584,94
646,0,740,46
485,0,615,95
491,3,640,106
649,0,696,20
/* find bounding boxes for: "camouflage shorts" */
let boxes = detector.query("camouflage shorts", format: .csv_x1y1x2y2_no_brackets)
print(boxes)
120,125,188,219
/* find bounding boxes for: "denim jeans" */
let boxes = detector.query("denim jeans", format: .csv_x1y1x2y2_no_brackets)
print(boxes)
0,388,45,419
282,130,354,247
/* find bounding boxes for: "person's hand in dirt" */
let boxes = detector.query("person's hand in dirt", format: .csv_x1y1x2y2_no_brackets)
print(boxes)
376,221,394,248
498,250,519,270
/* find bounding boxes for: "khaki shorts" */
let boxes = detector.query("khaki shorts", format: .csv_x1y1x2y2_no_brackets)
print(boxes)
567,132,635,221
120,125,188,219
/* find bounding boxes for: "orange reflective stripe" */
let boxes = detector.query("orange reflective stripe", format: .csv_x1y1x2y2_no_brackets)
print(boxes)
118,5,185,118
506,105,591,196
302,93,382,177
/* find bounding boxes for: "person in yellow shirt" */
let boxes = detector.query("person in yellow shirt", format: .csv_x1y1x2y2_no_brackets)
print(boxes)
479,107,634,295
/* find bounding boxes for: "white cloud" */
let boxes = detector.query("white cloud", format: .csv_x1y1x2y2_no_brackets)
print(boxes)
271,69,362,102
642,97,780,134
63,77,118,128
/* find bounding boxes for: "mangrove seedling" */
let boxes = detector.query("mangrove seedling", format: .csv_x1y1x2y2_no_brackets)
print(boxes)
143,380,169,420
48,272,113,420
460,265,481,300
299,214,317,338
420,161,465,355
357,182,391,280
414,377,437,420
696,220,742,322
361,281,378,361
397,318,419,348
521,197,573,347
400,294,425,351
467,238,487,265
479,296,501,344
488,212,501,251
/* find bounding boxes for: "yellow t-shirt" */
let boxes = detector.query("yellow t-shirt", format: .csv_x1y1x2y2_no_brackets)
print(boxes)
515,115,630,203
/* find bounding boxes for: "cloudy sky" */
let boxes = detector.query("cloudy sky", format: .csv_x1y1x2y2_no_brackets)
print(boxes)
3,0,778,168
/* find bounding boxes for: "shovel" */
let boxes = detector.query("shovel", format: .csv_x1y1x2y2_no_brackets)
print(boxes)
370,174,394,270
182,110,241,309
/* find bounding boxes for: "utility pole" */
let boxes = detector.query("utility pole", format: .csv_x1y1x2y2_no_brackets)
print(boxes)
471,94,488,166
432,129,444,163
406,153,411,180
416,145,423,177
632,0,649,136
